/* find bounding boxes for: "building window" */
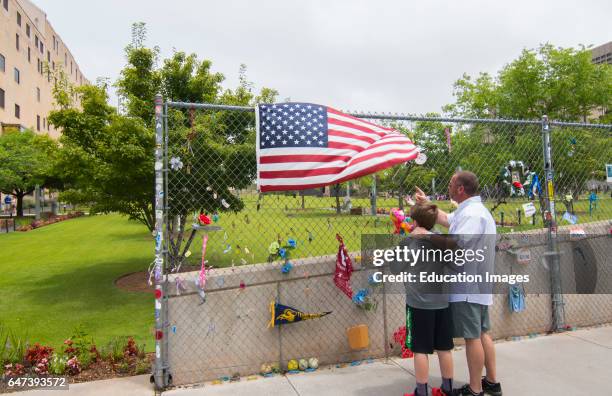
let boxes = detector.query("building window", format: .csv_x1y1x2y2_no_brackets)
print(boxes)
0,53,5,72
14,67,20,83
26,24,30,37
43,117,46,129
17,12,21,26
47,50,50,62
52,61,55,70
53,35,56,50
37,115,40,131
28,47,31,62
64,52,67,65
40,42,43,54
70,61,73,74
35,35,38,47
16,34,19,50
37,87,40,102
15,104,20,119
0,88,4,109
3,0,7,11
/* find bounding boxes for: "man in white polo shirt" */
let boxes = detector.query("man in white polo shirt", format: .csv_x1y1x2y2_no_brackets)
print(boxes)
415,171,502,396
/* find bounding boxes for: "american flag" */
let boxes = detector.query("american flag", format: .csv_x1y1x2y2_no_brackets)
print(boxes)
256,102,419,192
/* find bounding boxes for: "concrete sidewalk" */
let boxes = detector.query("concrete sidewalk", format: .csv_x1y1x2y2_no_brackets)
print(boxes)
12,325,611,395
164,325,612,396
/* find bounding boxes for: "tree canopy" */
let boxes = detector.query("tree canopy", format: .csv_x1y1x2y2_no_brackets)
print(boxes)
0,130,58,216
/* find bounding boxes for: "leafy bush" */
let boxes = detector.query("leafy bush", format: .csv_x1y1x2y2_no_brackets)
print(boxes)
25,343,54,365
135,359,150,375
33,357,50,375
4,363,26,376
101,337,128,363
66,356,81,375
48,354,67,375
123,337,139,359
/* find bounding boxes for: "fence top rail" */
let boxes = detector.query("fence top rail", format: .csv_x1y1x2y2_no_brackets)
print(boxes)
165,101,612,129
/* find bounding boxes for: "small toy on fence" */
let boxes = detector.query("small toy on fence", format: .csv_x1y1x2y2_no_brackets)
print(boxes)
260,363,273,376
268,302,331,327
389,208,415,235
298,359,309,371
287,359,299,372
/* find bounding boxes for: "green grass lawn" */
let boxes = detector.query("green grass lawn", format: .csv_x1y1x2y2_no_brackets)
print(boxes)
0,192,609,352
192,192,612,268
0,214,153,351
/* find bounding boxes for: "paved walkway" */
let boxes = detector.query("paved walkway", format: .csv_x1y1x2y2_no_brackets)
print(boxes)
13,325,612,395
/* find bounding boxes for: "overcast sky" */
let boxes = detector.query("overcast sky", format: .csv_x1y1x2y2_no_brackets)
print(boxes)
34,0,611,114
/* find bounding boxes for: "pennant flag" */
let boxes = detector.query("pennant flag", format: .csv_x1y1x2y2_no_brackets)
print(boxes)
334,234,354,299
268,302,331,328
256,103,419,192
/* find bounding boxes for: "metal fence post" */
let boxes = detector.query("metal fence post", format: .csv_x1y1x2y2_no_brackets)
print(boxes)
541,115,565,331
153,94,170,389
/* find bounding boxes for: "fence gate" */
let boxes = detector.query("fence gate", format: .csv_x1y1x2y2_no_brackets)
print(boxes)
153,95,612,389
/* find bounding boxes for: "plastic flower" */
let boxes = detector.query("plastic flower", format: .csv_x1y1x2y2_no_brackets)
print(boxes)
281,262,293,274
170,157,184,170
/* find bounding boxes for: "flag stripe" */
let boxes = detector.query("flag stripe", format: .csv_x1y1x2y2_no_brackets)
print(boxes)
260,154,352,164
328,129,377,144
260,149,418,187
260,153,417,191
260,147,419,178
327,107,395,133
327,118,387,138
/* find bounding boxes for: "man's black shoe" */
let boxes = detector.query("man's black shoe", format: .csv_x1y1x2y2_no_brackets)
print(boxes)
481,377,502,396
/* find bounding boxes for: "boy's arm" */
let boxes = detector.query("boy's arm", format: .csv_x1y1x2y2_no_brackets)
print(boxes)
414,186,450,227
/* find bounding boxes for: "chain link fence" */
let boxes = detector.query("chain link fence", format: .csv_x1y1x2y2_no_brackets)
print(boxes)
152,98,612,388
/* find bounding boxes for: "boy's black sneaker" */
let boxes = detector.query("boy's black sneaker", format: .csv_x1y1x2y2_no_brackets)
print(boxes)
451,384,484,396
481,377,502,396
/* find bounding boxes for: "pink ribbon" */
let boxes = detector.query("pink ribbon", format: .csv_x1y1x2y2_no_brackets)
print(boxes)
198,235,208,288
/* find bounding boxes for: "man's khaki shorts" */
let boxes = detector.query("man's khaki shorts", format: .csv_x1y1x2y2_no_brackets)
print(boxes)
450,301,491,339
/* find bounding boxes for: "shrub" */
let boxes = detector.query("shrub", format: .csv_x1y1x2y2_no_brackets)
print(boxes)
4,363,26,376
123,337,138,359
63,339,76,356
25,343,54,365
48,354,67,375
103,337,128,363
5,330,28,364
135,359,150,375
33,357,50,375
116,361,129,374
66,356,81,375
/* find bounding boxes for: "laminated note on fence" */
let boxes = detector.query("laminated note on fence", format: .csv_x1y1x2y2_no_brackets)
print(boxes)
522,202,536,217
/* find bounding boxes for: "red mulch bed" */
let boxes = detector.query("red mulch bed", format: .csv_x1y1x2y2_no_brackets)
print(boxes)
115,265,199,293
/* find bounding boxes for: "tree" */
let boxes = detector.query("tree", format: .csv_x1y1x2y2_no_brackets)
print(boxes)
0,131,58,217
113,22,278,269
443,44,612,198
444,44,612,122
49,83,157,229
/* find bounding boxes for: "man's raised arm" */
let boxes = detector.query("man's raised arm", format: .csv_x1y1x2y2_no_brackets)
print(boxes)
414,186,450,228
